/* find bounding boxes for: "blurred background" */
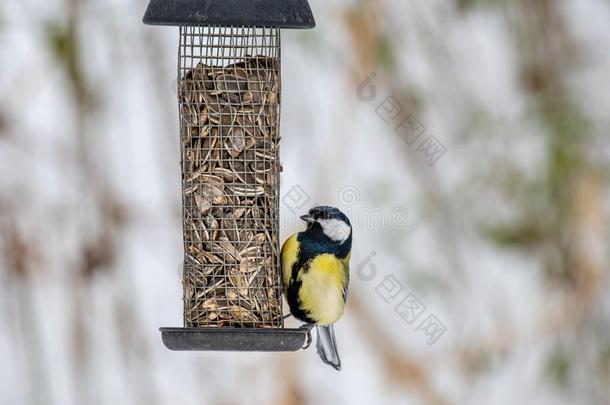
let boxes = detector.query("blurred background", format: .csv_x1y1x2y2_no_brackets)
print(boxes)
1,0,609,404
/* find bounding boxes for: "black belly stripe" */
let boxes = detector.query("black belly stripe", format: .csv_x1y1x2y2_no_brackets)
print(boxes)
287,276,315,323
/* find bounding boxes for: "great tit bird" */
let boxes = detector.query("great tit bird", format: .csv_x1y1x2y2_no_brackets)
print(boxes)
281,206,352,371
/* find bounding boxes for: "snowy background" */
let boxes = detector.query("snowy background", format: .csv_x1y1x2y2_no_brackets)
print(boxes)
0,0,609,404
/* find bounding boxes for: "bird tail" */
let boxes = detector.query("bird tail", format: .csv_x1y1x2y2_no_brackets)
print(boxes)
316,324,341,371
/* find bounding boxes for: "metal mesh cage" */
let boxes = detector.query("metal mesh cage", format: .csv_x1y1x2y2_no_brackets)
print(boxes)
178,26,283,329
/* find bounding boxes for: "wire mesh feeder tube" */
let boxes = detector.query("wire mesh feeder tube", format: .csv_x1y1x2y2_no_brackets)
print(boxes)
179,26,283,330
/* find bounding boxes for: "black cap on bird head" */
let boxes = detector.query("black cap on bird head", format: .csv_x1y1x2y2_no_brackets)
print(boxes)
300,206,352,244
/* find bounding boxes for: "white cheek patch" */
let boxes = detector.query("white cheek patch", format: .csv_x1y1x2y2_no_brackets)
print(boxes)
319,219,351,243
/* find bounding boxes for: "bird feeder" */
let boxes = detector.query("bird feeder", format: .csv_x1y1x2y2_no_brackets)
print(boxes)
143,0,315,351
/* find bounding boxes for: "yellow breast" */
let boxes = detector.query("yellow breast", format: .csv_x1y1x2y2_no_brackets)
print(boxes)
298,254,348,325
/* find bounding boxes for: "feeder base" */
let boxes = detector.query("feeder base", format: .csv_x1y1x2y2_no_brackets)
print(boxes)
160,325,313,352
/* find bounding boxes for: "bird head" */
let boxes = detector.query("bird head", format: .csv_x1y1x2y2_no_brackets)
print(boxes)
300,206,352,244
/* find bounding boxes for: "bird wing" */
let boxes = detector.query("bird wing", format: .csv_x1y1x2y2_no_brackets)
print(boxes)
280,233,299,291
340,252,350,301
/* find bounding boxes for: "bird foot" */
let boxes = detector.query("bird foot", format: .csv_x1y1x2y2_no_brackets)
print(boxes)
298,323,315,350
302,330,313,350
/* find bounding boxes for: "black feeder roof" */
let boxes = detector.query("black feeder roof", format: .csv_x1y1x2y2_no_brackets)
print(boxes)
143,0,315,28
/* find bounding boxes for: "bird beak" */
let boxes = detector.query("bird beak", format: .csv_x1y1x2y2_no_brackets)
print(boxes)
300,214,315,224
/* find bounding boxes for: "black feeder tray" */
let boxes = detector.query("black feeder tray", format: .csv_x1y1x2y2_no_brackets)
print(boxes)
160,325,314,352
144,0,315,352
